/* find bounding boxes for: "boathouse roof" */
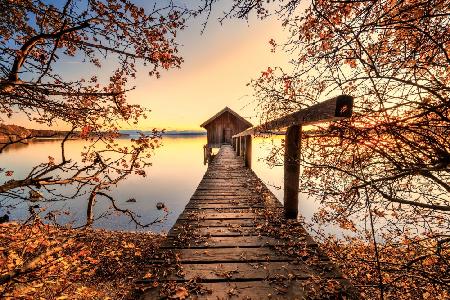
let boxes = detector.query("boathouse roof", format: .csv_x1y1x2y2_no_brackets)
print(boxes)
200,107,252,128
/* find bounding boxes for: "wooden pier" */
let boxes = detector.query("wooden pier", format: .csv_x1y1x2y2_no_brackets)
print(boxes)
139,145,355,299
138,95,355,299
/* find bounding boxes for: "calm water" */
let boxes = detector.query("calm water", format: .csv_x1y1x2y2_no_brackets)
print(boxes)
0,135,322,233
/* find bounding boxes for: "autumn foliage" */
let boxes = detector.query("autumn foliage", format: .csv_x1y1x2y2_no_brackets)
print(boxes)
0,221,163,299
0,0,185,225
321,235,449,299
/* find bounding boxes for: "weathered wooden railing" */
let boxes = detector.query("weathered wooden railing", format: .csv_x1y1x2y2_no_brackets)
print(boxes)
232,95,354,219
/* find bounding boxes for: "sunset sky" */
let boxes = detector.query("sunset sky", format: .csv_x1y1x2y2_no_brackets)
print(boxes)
126,2,290,131
12,1,292,131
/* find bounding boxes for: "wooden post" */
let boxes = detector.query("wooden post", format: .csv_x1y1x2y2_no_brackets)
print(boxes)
244,135,252,168
232,137,236,150
203,145,207,165
284,125,301,219
239,136,244,157
236,137,241,156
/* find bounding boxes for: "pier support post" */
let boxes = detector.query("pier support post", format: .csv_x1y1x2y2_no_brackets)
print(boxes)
236,137,241,156
244,135,252,168
283,125,301,219
239,136,244,157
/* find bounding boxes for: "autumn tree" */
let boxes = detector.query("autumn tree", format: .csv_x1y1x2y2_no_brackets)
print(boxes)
204,0,450,298
0,0,185,226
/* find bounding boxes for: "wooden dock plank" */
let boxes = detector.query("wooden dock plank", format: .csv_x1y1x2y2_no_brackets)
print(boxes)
163,236,283,248
140,280,307,300
141,262,344,282
145,262,313,281
169,226,258,237
156,247,293,263
178,211,259,220
185,203,262,209
173,219,258,227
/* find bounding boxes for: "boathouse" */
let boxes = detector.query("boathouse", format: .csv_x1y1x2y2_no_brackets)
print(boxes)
200,107,252,148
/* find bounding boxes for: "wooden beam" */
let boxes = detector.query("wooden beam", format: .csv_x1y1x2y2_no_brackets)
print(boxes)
284,125,301,219
233,95,353,138
244,135,252,168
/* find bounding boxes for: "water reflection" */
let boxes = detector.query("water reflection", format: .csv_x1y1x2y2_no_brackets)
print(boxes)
0,136,207,232
0,135,329,234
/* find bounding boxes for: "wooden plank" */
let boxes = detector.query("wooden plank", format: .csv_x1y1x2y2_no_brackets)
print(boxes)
159,248,293,263
163,236,283,248
199,180,245,184
194,190,247,193
178,211,259,220
169,226,258,237
166,231,318,248
183,208,261,214
169,225,258,236
173,219,258,227
191,194,250,198
186,202,258,207
140,280,308,300
140,261,343,283
203,175,250,177
186,203,262,209
190,196,254,200
197,182,245,185
145,262,316,281
183,207,259,213
195,187,245,190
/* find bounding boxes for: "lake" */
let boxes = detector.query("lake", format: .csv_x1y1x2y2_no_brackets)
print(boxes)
0,135,324,233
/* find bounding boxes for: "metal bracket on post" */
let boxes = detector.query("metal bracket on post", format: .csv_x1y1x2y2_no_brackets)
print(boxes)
283,125,301,219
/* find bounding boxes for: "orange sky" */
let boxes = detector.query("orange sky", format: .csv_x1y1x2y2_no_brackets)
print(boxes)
126,14,290,131
11,3,292,131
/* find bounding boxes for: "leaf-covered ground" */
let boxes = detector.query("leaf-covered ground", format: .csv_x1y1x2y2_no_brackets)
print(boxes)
0,221,164,299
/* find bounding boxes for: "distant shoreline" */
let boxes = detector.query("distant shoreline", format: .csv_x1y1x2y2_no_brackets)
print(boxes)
120,130,206,137
161,132,206,136
0,124,132,143
0,124,207,144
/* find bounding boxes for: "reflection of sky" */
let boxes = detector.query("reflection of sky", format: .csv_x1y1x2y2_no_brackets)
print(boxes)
0,136,207,232
10,0,291,131
0,135,349,236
